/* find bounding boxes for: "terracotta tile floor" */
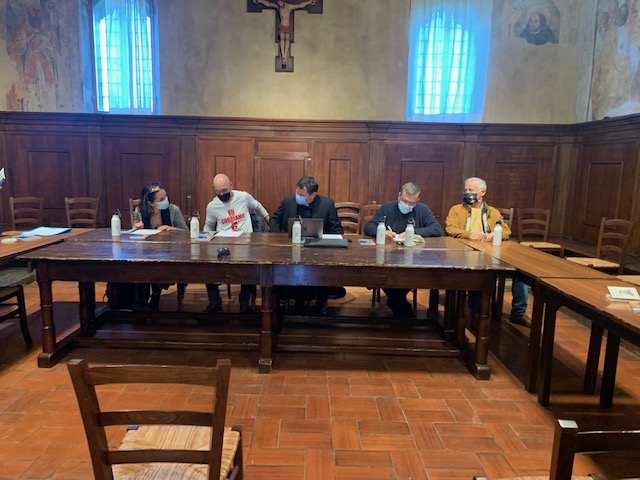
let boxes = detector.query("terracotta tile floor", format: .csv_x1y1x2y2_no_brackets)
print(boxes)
1,282,640,479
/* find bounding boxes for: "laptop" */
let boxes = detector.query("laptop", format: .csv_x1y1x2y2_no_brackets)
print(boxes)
287,217,324,239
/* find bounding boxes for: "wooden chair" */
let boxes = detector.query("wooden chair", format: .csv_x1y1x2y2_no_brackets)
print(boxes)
517,207,564,256
9,196,44,231
0,268,36,345
335,202,361,234
475,418,640,480
65,197,100,228
67,358,243,480
566,217,635,274
495,207,514,229
129,197,141,229
360,203,380,234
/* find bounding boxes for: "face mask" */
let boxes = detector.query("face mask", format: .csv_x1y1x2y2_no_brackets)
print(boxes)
462,192,478,205
217,192,231,202
398,201,414,214
156,198,170,210
295,193,308,206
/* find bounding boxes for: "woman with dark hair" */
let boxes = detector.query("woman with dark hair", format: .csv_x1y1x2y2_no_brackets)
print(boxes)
132,182,188,310
519,11,557,45
133,182,188,231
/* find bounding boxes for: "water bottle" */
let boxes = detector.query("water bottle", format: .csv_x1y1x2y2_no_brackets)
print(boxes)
190,212,200,239
492,219,503,246
292,216,302,244
376,217,386,245
405,219,415,247
111,209,121,237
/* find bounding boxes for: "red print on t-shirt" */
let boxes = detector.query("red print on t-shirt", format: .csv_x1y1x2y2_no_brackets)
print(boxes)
221,209,245,231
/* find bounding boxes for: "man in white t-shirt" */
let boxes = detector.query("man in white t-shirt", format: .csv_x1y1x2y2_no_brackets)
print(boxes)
203,174,270,314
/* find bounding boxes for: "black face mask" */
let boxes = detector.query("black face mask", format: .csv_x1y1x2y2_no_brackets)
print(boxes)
217,192,231,202
462,192,478,205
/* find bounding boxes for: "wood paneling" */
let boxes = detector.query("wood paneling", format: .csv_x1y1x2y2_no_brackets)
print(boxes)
103,136,182,220
314,142,369,205
195,138,254,218
570,142,639,243
475,144,558,211
2,112,640,258
383,142,464,223
5,133,88,226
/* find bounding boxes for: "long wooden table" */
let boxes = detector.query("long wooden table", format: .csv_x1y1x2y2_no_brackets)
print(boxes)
0,229,91,269
459,240,610,392
537,277,640,407
21,232,512,377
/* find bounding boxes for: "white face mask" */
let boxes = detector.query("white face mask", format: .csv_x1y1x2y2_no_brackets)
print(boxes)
398,201,414,214
156,198,170,210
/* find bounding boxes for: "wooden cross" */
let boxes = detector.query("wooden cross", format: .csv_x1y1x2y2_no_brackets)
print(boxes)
248,0,323,72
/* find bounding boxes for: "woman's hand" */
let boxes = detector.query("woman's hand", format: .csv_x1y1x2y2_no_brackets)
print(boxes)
157,225,175,232
134,221,144,229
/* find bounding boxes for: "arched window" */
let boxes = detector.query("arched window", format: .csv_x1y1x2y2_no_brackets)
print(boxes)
407,1,491,122
92,0,158,114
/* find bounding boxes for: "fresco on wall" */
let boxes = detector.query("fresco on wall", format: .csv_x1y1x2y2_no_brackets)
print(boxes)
591,0,640,119
2,0,61,111
496,0,560,45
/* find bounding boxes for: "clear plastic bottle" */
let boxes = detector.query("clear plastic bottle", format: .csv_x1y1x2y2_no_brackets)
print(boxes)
292,217,302,244
111,209,121,237
405,219,415,247
492,219,503,246
190,212,200,239
376,217,386,245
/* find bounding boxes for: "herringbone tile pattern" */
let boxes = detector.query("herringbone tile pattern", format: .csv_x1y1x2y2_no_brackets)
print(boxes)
1,283,639,479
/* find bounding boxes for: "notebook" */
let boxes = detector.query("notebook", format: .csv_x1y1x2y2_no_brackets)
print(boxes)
287,218,324,239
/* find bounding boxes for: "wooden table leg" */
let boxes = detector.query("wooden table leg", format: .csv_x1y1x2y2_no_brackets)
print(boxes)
584,324,604,394
599,332,620,408
78,281,96,336
525,281,545,393
537,295,560,406
39,280,55,355
472,289,491,380
259,285,274,374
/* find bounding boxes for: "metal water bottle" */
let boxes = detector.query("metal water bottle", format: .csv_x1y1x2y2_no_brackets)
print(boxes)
376,217,386,245
111,209,121,237
492,219,503,246
405,219,415,247
190,212,200,239
292,217,302,244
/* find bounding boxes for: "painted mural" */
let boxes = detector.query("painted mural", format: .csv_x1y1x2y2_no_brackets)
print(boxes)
591,0,640,119
2,0,61,111
496,0,560,45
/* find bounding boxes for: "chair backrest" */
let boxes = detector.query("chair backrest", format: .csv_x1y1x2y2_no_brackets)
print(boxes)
495,207,514,229
335,202,361,234
360,203,380,234
67,358,236,480
129,197,141,229
595,217,635,272
516,207,551,242
9,196,44,230
549,418,640,479
65,197,100,228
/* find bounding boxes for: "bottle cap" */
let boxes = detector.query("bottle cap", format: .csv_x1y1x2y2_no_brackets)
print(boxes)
112,209,121,216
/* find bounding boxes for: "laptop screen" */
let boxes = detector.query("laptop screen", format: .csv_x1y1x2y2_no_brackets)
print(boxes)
287,218,324,239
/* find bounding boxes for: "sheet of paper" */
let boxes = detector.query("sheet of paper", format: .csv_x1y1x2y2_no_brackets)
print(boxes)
321,234,343,239
607,286,640,301
23,226,71,236
129,229,161,237
214,230,243,237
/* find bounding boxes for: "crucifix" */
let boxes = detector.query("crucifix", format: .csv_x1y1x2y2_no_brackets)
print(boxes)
248,0,323,72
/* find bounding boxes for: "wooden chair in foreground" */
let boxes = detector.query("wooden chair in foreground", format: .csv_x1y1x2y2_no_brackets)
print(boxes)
68,358,243,480
335,202,361,233
65,196,100,228
566,217,635,274
517,207,564,256
9,196,44,230
0,268,36,345
475,418,640,480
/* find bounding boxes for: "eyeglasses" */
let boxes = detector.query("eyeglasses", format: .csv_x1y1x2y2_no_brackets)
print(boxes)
217,247,230,258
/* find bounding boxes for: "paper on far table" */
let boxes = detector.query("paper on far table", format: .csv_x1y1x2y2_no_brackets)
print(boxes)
321,234,343,239
130,229,161,237
23,226,71,236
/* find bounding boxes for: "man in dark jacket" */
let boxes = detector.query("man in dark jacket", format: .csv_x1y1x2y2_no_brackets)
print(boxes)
270,176,343,314
364,182,442,317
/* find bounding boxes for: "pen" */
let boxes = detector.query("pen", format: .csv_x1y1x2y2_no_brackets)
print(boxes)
387,226,393,232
